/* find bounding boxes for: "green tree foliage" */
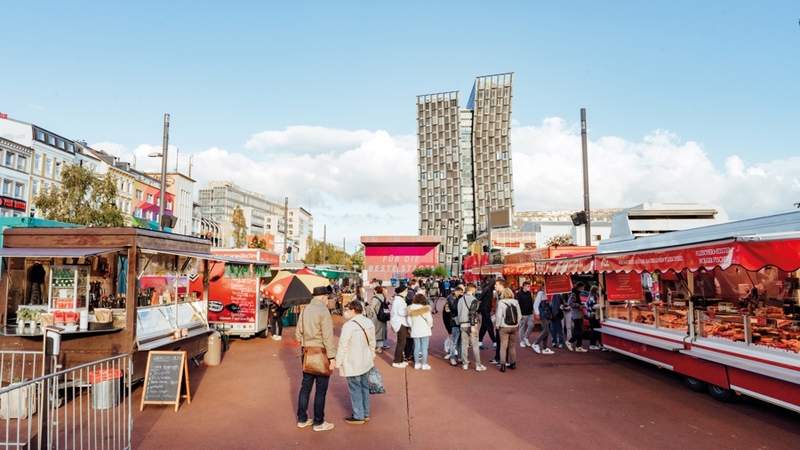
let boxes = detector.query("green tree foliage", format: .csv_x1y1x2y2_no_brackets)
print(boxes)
413,265,448,278
248,235,267,249
305,240,353,268
350,245,364,270
231,206,247,248
34,163,125,227
546,234,574,248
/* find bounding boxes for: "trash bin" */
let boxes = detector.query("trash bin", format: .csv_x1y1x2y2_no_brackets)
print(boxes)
205,331,222,366
88,368,123,410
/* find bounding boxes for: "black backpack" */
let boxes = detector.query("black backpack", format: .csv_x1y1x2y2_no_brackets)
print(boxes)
539,301,554,321
376,298,391,323
466,297,480,326
503,302,519,326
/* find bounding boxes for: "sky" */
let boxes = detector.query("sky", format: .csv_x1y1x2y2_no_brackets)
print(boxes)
1,1,799,250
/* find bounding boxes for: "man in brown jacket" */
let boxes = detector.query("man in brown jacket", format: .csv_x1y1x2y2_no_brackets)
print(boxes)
296,287,337,432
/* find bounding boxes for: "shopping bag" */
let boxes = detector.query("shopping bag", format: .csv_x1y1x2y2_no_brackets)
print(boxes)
367,366,385,394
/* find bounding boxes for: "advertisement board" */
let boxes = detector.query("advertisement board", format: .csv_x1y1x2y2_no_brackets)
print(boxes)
364,245,438,281
544,274,573,295
189,263,259,324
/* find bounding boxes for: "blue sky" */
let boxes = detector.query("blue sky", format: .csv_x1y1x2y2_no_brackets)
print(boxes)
2,1,798,162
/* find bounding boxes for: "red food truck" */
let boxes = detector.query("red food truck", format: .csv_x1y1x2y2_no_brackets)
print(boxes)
190,249,279,338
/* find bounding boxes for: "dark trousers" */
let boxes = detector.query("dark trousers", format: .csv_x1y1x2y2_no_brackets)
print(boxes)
297,372,330,425
404,329,415,361
478,310,497,343
569,318,584,347
270,313,284,336
589,317,601,346
394,325,410,363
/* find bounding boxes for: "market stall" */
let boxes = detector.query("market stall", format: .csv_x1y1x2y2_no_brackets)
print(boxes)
0,226,248,379
594,210,800,412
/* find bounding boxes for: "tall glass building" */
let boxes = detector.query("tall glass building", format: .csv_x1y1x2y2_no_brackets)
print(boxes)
417,73,514,274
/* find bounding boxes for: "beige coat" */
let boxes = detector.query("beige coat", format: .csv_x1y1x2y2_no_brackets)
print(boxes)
295,296,337,358
335,314,376,377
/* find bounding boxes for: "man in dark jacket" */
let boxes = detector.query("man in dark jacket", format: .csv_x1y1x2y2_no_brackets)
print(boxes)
515,282,534,347
477,278,497,348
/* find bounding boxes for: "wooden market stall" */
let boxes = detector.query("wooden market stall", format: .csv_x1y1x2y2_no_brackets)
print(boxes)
0,226,259,379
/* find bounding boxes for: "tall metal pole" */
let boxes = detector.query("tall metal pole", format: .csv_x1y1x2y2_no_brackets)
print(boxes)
158,113,170,231
283,196,289,260
323,224,327,263
580,108,592,246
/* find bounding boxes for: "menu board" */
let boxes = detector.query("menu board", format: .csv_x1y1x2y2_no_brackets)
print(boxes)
605,272,644,301
140,351,191,412
545,274,573,295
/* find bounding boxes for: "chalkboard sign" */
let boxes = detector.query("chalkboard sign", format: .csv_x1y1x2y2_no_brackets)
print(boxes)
140,351,191,412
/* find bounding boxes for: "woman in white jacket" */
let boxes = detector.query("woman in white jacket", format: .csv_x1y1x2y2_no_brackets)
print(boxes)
336,301,376,425
408,293,434,370
495,288,522,372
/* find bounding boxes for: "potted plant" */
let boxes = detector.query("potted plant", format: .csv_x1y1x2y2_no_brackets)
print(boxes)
16,307,31,333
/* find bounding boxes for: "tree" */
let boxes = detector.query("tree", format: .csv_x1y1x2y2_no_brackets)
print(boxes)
546,234,574,248
34,163,124,227
350,245,364,270
248,235,267,249
432,265,449,278
231,206,247,248
412,267,433,277
304,239,353,268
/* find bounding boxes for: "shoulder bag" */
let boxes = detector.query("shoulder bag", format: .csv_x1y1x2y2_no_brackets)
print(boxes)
354,320,385,394
299,308,332,377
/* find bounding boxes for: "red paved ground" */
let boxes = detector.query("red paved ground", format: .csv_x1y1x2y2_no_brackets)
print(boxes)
133,317,800,450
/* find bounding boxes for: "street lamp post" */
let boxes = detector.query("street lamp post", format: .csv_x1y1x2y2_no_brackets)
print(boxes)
149,113,170,231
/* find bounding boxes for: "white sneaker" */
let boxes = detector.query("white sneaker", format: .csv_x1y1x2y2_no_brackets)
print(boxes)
297,419,313,429
475,365,487,372
532,344,542,354
492,342,498,349
392,362,408,369
422,364,432,371
313,422,335,432
414,363,422,370
479,343,485,350
462,363,469,371
519,341,527,348
566,343,575,351
275,335,282,341
576,347,588,353
589,345,601,351
542,348,555,355
524,338,531,347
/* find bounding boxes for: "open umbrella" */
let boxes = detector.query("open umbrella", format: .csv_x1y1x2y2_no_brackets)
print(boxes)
295,267,318,276
263,270,329,307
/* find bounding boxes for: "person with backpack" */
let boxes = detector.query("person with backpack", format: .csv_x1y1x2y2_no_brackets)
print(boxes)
444,285,464,366
458,284,486,372
408,293,434,370
495,288,522,372
366,286,388,352
532,293,555,354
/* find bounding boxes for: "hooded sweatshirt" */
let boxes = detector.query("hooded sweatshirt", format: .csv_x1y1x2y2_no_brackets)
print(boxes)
407,304,433,338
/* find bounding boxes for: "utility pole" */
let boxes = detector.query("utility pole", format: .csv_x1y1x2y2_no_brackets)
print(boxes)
158,113,170,231
343,237,346,254
323,224,327,263
283,197,290,262
580,108,592,246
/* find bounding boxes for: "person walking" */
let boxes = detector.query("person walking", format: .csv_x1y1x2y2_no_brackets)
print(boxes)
516,282,535,347
567,285,587,352
532,293,555,355
478,278,498,349
458,284,487,371
403,281,419,361
445,285,464,365
586,285,603,350
296,287,337,432
495,288,522,372
270,302,286,341
391,286,411,368
366,286,388,352
336,301,376,425
490,279,507,364
408,293,434,370
550,294,566,348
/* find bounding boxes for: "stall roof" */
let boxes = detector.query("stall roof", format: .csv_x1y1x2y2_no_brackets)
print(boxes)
0,247,124,258
141,248,270,265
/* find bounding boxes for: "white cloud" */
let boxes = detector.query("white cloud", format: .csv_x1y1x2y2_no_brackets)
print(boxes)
245,126,377,153
94,121,800,251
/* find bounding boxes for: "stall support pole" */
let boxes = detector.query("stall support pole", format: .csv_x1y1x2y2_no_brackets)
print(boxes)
687,271,696,340
598,273,606,321
580,108,592,246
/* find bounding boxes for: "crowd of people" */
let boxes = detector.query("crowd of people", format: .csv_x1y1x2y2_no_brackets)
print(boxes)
288,275,605,432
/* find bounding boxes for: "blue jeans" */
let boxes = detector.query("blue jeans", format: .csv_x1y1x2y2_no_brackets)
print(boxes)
449,326,461,358
346,372,370,420
413,337,430,366
550,319,565,346
297,372,330,425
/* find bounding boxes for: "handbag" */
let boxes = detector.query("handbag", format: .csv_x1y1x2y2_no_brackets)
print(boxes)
299,308,332,377
354,320,384,394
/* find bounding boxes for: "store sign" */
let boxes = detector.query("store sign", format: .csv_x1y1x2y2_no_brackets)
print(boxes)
0,196,26,212
544,274,572,295
605,272,644,301
364,245,438,280
208,277,258,324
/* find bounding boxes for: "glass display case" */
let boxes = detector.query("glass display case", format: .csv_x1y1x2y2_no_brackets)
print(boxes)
49,265,90,310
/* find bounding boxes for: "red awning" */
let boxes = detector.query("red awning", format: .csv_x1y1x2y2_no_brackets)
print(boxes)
595,237,800,273
535,255,595,275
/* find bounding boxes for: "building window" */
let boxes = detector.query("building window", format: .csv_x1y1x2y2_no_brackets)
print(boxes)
34,154,41,173
47,135,55,146
56,139,65,150
146,193,154,203
166,200,173,210
136,189,143,200
32,180,39,196
4,152,14,167
16,155,26,171
35,130,45,141
14,183,24,199
67,143,74,153
45,158,52,178
2,180,11,196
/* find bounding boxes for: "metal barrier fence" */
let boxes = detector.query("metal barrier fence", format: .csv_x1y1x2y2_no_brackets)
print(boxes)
0,353,132,450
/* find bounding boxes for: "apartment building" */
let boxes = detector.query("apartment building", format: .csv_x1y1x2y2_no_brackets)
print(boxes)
148,172,195,236
288,207,313,259
417,72,514,274
0,138,32,217
198,181,284,248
